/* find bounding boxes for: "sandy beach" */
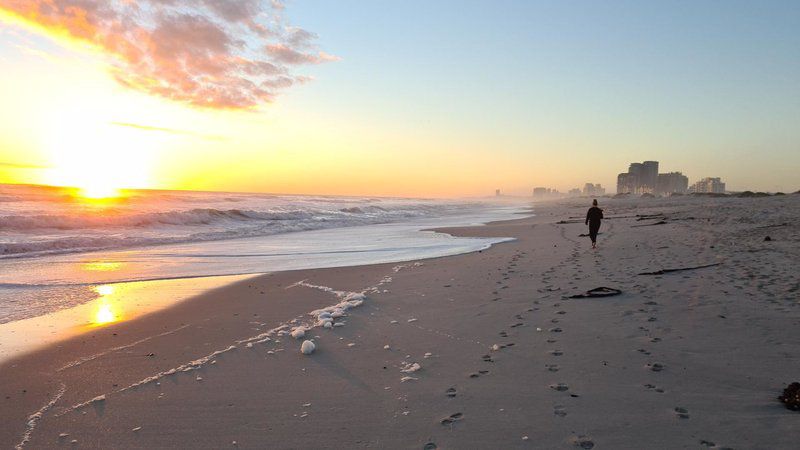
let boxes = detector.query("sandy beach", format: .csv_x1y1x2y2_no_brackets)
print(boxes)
2,194,798,449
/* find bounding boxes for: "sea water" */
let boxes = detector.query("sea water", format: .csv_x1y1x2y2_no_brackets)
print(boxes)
0,184,527,325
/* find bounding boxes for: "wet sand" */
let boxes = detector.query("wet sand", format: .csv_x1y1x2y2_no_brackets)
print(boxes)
2,195,799,449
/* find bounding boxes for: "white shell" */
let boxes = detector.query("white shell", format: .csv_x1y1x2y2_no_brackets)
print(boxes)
300,340,316,355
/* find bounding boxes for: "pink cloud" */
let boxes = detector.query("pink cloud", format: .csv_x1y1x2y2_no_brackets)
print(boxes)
0,0,338,109
266,43,340,65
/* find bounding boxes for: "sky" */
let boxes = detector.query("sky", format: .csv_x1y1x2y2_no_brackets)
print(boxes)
0,0,798,197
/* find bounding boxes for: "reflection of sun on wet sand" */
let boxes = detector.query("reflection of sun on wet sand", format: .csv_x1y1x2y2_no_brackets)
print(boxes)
1,194,799,449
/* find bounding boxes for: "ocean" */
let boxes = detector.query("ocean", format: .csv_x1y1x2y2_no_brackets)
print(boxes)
0,184,526,325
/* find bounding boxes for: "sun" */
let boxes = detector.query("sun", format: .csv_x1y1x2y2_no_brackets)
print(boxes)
40,110,155,196
78,181,121,199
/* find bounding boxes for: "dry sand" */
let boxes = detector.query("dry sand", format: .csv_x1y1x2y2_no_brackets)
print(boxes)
1,195,798,449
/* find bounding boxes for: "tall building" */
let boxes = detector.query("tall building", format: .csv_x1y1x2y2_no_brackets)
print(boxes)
617,160,689,195
533,187,551,197
690,177,726,194
656,172,689,195
617,160,658,194
617,173,636,194
642,161,659,192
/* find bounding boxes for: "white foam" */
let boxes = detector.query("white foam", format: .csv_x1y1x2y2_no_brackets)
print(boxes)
400,362,421,373
57,324,190,372
15,383,66,450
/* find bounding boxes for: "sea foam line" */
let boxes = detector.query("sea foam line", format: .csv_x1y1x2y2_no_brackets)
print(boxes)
54,264,427,420
15,383,66,450
57,324,191,372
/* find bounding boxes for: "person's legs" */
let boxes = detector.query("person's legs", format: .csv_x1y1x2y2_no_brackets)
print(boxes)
589,223,600,248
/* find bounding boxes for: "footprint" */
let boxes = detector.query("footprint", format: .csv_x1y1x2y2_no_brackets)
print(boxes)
510,323,524,328
647,362,665,372
546,338,557,343
549,350,563,356
549,327,563,333
440,412,463,425
550,383,569,391
482,354,494,363
423,443,437,450
445,387,457,398
637,348,652,355
545,364,560,372
674,407,690,419
650,337,662,343
553,405,567,417
499,331,508,337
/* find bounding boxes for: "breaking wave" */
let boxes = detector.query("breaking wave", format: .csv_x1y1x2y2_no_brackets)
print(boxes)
0,185,487,258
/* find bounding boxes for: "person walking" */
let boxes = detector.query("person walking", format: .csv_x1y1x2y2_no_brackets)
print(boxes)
585,199,603,249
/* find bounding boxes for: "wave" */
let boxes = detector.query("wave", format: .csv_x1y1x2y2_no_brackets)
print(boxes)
0,203,483,258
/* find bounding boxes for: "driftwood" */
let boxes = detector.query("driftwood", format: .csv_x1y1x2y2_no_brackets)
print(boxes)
638,263,721,276
636,214,665,221
631,220,668,227
756,223,789,229
569,287,622,298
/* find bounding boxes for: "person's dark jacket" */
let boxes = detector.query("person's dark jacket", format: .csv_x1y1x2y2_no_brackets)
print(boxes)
585,207,603,226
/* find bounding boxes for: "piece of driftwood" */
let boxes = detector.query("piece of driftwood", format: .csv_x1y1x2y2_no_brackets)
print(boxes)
569,287,622,298
636,214,665,221
631,220,668,227
638,263,721,276
756,223,788,229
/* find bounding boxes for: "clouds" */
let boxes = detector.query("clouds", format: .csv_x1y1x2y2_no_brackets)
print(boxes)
0,0,338,109
110,122,226,141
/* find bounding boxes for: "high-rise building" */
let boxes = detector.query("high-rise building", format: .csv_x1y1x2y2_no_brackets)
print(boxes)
690,177,726,194
618,160,673,195
617,173,636,194
656,172,689,195
642,161,659,192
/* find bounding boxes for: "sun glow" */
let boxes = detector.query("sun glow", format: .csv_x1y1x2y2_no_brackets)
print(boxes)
39,103,160,196
94,303,116,324
92,284,119,325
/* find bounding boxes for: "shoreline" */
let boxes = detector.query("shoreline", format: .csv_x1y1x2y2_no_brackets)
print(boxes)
2,195,798,448
0,207,527,363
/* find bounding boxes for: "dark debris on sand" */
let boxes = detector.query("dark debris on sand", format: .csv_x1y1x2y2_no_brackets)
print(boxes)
779,382,800,411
